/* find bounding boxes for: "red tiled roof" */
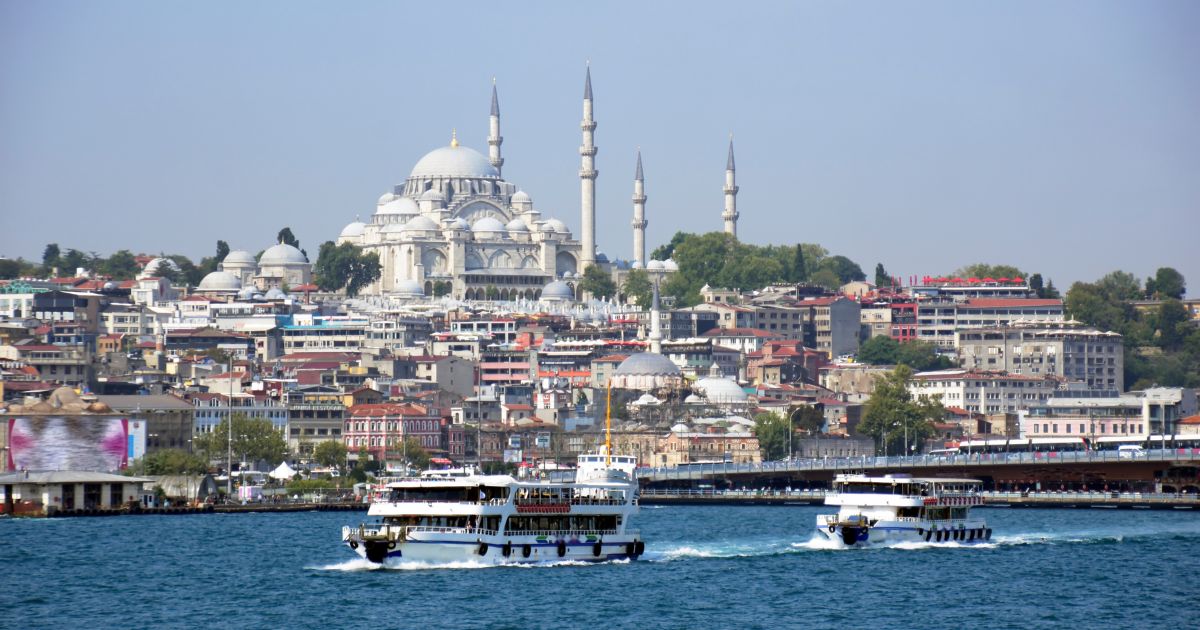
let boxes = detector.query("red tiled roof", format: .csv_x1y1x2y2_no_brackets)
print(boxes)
348,403,433,417
594,354,629,363
503,404,534,411
1179,414,1200,425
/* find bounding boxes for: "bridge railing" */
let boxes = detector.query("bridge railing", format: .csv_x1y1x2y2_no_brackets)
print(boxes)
636,448,1200,482
637,488,1199,502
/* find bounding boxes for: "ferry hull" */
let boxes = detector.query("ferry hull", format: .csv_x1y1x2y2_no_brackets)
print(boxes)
343,530,645,565
815,518,992,547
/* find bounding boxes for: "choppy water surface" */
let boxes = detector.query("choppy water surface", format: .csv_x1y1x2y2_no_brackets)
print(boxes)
2,505,1197,629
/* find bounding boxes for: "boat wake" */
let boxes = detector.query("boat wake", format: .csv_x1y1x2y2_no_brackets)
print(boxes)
648,540,800,562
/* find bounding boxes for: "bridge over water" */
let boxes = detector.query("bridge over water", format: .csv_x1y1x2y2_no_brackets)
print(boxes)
637,448,1200,490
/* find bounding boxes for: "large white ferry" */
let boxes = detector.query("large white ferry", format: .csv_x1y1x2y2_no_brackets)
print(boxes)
816,473,992,546
341,449,644,564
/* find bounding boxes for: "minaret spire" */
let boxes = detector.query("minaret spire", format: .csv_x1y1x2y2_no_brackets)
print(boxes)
579,63,598,270
723,134,739,238
649,279,662,354
488,77,504,175
632,149,647,269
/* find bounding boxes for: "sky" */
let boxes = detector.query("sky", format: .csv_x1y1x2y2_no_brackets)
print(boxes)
2,1,1198,291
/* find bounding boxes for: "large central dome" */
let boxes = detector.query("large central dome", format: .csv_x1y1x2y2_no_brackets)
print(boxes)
410,144,499,179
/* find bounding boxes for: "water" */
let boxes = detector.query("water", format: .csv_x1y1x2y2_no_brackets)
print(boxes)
2,506,1198,629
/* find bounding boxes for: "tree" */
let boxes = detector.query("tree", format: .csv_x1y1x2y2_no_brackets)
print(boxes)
313,440,348,472
896,341,954,371
859,365,943,455
395,436,430,471
817,255,866,284
42,243,61,270
792,244,807,282
192,413,289,467
809,268,841,290
650,231,688,262
0,259,20,279
621,268,652,306
1157,299,1190,351
313,241,382,297
858,336,900,365
168,255,205,286
579,264,616,300
874,263,890,288
952,263,1025,280
1146,267,1185,299
215,240,230,265
277,227,300,249
127,449,210,475
753,412,791,461
59,249,89,275
790,405,825,435
432,280,452,297
102,250,139,279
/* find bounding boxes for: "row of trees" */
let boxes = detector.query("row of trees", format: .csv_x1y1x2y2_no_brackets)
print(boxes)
855,337,954,371
1065,268,1196,388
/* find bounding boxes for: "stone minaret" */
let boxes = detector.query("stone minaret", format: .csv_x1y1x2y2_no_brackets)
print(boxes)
649,279,663,354
723,136,739,237
579,65,598,269
488,78,503,176
631,150,647,268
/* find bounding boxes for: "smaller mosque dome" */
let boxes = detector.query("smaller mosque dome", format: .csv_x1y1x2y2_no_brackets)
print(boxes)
198,271,242,291
419,188,446,202
340,221,366,238
540,280,575,301
223,250,256,266
631,261,644,269
511,190,531,204
646,260,665,271
263,287,287,300
142,257,179,277
377,196,420,215
614,353,682,377
395,279,425,297
596,251,609,263
381,222,407,235
663,259,678,271
505,218,529,232
693,377,749,403
445,217,470,230
377,191,398,205
544,218,570,235
403,215,440,233
237,285,258,299
260,243,307,265
472,216,507,239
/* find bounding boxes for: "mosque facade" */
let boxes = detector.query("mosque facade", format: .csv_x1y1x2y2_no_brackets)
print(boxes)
335,69,740,301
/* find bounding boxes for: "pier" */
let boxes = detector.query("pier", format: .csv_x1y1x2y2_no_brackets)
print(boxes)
39,501,368,518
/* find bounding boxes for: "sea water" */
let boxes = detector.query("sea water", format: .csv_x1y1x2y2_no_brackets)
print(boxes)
1,506,1197,629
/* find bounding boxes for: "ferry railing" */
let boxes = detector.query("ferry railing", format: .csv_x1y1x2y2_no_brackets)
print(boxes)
497,528,633,538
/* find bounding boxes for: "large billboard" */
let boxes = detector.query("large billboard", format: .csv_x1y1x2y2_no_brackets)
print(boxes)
7,417,129,472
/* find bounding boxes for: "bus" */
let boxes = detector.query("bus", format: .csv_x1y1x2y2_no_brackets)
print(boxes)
956,437,1088,454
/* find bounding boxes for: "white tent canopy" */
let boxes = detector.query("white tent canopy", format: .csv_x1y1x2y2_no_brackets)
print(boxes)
269,461,297,480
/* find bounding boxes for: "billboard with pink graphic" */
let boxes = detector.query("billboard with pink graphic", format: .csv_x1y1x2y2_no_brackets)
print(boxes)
7,417,129,471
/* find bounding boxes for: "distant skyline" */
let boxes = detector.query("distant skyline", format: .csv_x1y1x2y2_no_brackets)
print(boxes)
2,1,1197,292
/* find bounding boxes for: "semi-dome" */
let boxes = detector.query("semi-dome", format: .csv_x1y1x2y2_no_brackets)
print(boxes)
472,216,507,236
505,218,529,232
544,218,569,234
377,191,398,205
381,222,407,234
394,279,425,297
197,271,242,291
445,217,470,230
419,188,446,202
511,190,531,204
223,250,256,266
339,221,366,238
410,144,499,179
402,215,440,233
260,243,307,265
540,280,575,301
377,196,420,215
693,377,749,403
614,353,682,377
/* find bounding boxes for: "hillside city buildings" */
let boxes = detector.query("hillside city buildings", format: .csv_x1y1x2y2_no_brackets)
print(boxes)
2,70,1196,478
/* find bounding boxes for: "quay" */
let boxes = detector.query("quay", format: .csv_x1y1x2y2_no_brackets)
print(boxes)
37,501,368,518
638,488,1200,510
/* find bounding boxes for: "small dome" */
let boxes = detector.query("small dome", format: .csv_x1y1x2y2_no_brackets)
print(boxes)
614,353,682,377
511,190,531,204
694,377,749,403
403,215,440,233
631,261,644,269
223,250,256,266
377,191,398,205
339,221,366,238
540,280,575,301
562,271,574,279
544,218,569,234
445,217,470,230
198,271,242,291
395,279,425,297
102,281,117,291
377,196,420,215
260,243,307,265
381,222,407,234
472,216,507,234
237,285,258,299
596,251,609,263
263,287,287,300
505,218,529,232
663,259,678,271
646,260,665,271
410,145,499,179
419,188,446,202
142,257,179,276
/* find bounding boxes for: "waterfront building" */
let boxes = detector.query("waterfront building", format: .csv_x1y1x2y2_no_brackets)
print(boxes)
1023,387,1198,439
908,369,1060,415
284,385,346,460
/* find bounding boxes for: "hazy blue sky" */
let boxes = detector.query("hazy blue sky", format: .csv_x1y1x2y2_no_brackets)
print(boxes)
2,1,1197,291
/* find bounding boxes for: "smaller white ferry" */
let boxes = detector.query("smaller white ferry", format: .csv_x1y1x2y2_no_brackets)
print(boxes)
816,473,992,546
